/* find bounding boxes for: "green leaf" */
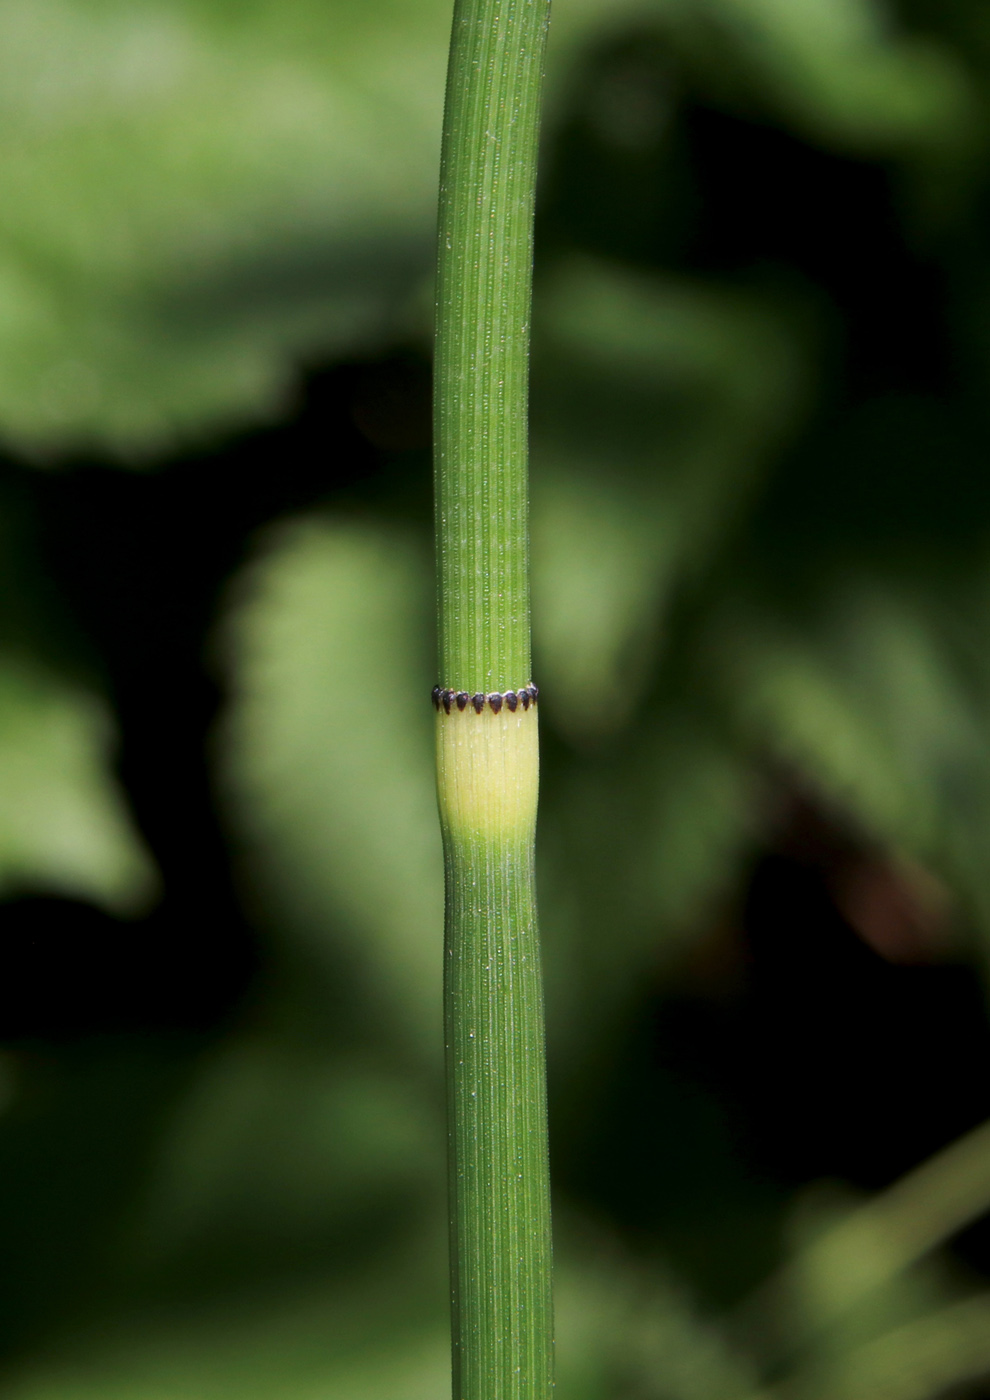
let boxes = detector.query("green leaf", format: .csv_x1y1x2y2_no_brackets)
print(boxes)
134,1034,442,1278
0,657,155,913
669,0,975,159
216,513,442,1053
0,0,452,456
533,259,809,741
705,577,990,931
0,0,659,459
4,1271,450,1400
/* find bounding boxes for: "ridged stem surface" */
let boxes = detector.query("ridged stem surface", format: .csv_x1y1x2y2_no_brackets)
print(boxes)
435,0,549,694
433,1,553,1398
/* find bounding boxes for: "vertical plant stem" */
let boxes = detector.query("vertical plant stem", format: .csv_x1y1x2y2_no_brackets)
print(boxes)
433,1,553,1399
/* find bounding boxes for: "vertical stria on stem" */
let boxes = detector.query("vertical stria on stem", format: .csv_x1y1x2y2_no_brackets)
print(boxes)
433,0,553,1398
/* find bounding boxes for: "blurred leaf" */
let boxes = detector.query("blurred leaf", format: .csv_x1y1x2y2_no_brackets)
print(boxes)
0,0,674,459
555,1247,761,1400
672,0,975,160
217,513,442,1054
0,656,155,912
533,258,809,740
0,0,452,456
3,1267,449,1400
741,1115,990,1358
811,1294,990,1400
541,707,756,1058
136,1034,442,1281
704,577,990,932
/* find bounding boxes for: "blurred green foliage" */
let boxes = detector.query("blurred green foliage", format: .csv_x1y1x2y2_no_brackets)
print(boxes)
3,0,990,1396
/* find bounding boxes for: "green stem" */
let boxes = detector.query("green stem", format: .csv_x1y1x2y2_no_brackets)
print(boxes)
433,1,553,1398
435,0,549,693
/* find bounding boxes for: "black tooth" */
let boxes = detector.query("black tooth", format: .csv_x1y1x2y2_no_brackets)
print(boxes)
529,684,539,702
472,693,485,714
442,690,453,714
488,692,503,714
431,686,442,710
455,692,469,711
505,691,518,711
521,690,531,710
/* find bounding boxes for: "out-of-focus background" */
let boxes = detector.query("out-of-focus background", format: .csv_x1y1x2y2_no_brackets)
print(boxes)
2,0,990,1396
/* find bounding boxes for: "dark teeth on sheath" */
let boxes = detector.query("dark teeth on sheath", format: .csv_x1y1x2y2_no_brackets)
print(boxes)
432,684,539,712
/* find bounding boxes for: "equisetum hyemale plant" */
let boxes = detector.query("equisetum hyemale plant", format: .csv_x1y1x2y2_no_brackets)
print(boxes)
432,0,553,1398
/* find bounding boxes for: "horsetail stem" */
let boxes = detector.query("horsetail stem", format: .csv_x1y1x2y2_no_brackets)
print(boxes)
433,0,553,1397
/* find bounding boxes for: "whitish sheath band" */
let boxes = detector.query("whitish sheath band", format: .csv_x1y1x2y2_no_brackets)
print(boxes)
435,688,539,841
